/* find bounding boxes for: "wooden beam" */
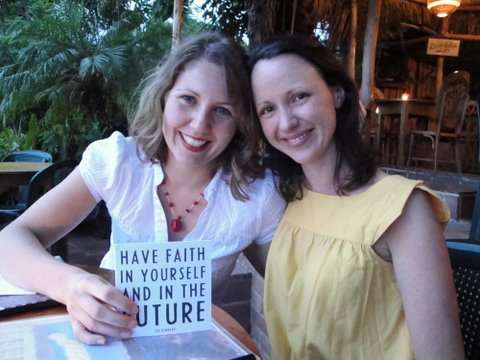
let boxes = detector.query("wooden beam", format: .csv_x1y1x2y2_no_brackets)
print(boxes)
436,18,449,98
380,36,429,47
444,32,480,41
457,5,480,11
172,0,184,47
360,0,382,107
347,0,358,79
405,0,425,5
399,22,437,36
381,33,480,48
290,0,298,34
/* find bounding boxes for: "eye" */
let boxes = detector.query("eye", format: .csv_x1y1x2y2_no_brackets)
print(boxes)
214,106,233,118
292,92,310,102
258,104,274,117
179,94,196,105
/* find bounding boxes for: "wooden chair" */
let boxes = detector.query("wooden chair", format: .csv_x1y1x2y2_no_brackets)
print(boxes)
464,99,480,164
406,72,471,172
0,160,77,260
1,150,53,205
447,239,480,360
447,184,480,359
361,100,398,164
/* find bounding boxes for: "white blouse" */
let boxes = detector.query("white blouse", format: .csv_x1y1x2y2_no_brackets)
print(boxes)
78,132,285,289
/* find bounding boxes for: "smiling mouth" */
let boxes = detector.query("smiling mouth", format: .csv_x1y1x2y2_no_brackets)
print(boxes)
180,132,210,152
284,129,313,146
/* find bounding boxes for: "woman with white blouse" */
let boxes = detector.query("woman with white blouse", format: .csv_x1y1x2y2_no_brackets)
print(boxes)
0,32,285,345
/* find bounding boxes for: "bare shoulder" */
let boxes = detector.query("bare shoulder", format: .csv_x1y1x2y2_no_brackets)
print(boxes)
374,187,443,261
384,188,443,251
400,188,438,223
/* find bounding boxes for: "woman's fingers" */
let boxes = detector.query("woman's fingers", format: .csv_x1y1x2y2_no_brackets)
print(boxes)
65,271,138,343
78,293,137,330
70,318,107,346
85,277,138,316
70,305,134,340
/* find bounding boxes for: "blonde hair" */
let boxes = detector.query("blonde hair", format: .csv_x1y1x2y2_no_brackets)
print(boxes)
129,32,263,200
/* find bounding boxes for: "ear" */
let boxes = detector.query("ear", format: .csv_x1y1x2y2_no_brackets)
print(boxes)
332,87,345,108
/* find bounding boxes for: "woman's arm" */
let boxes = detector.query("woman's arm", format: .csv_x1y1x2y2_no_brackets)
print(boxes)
0,168,137,345
382,190,465,360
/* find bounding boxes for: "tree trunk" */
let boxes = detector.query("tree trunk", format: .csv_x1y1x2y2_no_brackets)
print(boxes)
172,0,184,47
360,0,382,107
347,0,358,80
247,0,280,47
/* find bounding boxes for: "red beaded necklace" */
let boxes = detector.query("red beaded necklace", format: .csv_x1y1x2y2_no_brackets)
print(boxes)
162,188,204,233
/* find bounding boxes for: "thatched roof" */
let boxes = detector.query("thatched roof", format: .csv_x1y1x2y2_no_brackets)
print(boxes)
296,0,480,93
306,0,480,46
249,0,480,64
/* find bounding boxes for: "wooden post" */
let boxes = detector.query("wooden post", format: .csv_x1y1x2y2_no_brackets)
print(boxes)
347,0,358,79
290,0,298,34
360,0,382,107
436,18,449,97
172,0,184,47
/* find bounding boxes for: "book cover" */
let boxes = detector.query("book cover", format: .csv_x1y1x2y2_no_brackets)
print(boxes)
113,241,212,337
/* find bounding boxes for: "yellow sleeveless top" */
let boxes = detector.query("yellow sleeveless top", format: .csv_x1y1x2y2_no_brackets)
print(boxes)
264,175,449,360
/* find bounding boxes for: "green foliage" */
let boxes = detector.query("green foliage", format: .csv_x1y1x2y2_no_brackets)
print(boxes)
0,128,22,160
201,0,249,42
0,0,180,160
0,0,225,161
39,105,105,160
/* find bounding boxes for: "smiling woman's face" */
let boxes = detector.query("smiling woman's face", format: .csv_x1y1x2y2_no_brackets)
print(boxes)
251,54,338,167
162,59,237,171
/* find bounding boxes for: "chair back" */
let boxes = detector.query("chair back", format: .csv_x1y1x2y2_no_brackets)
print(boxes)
3,150,52,162
447,240,480,360
435,72,470,136
469,185,480,242
25,160,77,207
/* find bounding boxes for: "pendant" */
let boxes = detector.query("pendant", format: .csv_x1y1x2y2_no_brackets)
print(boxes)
171,218,183,232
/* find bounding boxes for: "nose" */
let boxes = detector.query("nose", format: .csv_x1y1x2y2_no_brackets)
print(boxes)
189,105,211,132
278,106,299,131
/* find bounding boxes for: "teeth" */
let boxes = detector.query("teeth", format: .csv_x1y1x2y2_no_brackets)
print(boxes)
182,133,208,147
286,132,308,145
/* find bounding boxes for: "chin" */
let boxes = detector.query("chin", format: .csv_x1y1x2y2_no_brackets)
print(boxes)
282,151,313,165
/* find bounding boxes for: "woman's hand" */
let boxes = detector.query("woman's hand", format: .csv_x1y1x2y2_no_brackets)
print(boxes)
65,271,138,345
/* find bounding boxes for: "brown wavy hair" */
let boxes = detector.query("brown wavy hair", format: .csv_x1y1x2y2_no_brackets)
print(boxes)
249,35,376,202
129,32,263,200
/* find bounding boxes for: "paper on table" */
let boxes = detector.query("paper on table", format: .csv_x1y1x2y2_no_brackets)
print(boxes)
0,314,251,359
0,274,34,295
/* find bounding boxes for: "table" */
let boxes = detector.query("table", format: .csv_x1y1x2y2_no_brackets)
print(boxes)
0,162,50,190
375,99,436,166
0,304,259,357
0,265,260,358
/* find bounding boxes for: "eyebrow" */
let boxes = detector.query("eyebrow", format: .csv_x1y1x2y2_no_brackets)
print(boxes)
172,88,234,106
170,88,200,97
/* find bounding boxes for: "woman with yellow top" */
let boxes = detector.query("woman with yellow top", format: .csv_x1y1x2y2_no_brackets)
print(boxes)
249,36,464,360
